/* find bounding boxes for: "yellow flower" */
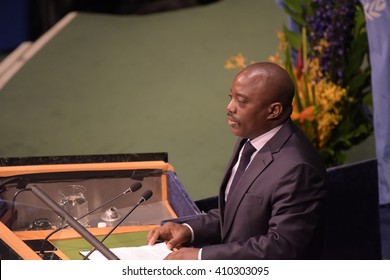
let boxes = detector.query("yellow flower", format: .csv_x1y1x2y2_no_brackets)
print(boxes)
224,53,247,70
313,38,329,54
287,54,348,149
312,78,347,148
276,31,287,51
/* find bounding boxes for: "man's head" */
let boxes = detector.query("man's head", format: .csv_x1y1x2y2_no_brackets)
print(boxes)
227,62,295,139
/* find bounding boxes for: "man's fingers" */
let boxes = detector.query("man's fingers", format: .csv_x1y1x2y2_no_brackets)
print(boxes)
147,222,185,247
166,237,183,250
166,241,174,250
147,228,160,245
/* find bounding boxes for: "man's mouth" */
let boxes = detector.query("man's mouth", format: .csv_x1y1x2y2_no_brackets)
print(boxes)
227,113,240,126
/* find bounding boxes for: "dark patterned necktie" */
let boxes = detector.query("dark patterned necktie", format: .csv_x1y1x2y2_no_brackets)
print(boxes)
227,141,256,199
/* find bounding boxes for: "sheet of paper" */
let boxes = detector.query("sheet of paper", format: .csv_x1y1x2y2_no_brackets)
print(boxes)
80,242,172,260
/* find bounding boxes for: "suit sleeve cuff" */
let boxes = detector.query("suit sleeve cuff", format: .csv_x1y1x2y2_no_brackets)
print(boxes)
183,223,202,260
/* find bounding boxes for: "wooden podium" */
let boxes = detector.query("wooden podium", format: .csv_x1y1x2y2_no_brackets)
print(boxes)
0,155,200,259
1,222,160,260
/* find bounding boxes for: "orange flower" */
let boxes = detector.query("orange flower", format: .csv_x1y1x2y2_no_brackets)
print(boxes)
298,106,315,123
291,109,300,121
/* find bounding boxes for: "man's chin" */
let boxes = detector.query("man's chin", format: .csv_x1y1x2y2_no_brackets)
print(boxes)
229,126,244,137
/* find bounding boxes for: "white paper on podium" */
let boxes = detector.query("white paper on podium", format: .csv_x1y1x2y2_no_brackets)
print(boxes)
80,242,172,260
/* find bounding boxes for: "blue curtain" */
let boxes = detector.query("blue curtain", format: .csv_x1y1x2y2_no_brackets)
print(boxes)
0,0,29,52
359,0,390,205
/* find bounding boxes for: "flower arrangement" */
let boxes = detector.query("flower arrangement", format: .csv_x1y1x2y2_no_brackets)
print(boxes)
225,0,373,167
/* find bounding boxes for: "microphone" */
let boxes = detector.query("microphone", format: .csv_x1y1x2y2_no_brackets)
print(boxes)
28,184,119,260
137,189,153,204
40,182,142,256
83,190,153,260
121,181,143,194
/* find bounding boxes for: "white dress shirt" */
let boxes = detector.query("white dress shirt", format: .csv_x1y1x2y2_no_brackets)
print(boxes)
224,125,282,201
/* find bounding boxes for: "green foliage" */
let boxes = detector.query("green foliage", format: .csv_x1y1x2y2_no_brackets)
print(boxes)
279,0,373,167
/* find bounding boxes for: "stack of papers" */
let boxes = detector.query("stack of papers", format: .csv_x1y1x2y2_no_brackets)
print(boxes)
80,242,172,260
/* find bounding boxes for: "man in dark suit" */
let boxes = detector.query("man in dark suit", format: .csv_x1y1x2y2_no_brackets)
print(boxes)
148,62,327,259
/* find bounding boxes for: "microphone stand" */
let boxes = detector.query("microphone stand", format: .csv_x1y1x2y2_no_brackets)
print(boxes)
83,190,153,260
29,184,119,260
39,183,142,256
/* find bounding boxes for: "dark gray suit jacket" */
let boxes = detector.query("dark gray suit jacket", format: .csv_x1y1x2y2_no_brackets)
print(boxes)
186,119,327,259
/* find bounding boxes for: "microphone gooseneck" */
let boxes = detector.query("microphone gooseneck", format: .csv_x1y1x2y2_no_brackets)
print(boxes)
28,184,119,260
39,182,142,256
83,190,153,260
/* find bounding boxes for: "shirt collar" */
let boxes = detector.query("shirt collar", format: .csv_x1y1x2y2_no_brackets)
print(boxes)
248,124,283,152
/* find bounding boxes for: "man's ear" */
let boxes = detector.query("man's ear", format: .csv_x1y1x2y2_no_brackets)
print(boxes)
267,102,283,119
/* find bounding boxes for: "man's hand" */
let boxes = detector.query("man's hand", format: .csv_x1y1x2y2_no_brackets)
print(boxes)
147,222,192,250
164,247,200,260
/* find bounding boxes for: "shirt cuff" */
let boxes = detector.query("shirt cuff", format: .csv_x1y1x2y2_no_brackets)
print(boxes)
182,223,194,243
182,223,202,260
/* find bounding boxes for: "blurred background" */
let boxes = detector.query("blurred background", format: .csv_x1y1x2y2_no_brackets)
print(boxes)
1,0,219,55
0,0,375,201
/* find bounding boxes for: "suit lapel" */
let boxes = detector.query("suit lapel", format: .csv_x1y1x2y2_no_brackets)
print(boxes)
220,120,295,240
221,147,273,239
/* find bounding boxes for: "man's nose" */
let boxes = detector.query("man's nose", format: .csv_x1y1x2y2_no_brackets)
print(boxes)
227,99,235,113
